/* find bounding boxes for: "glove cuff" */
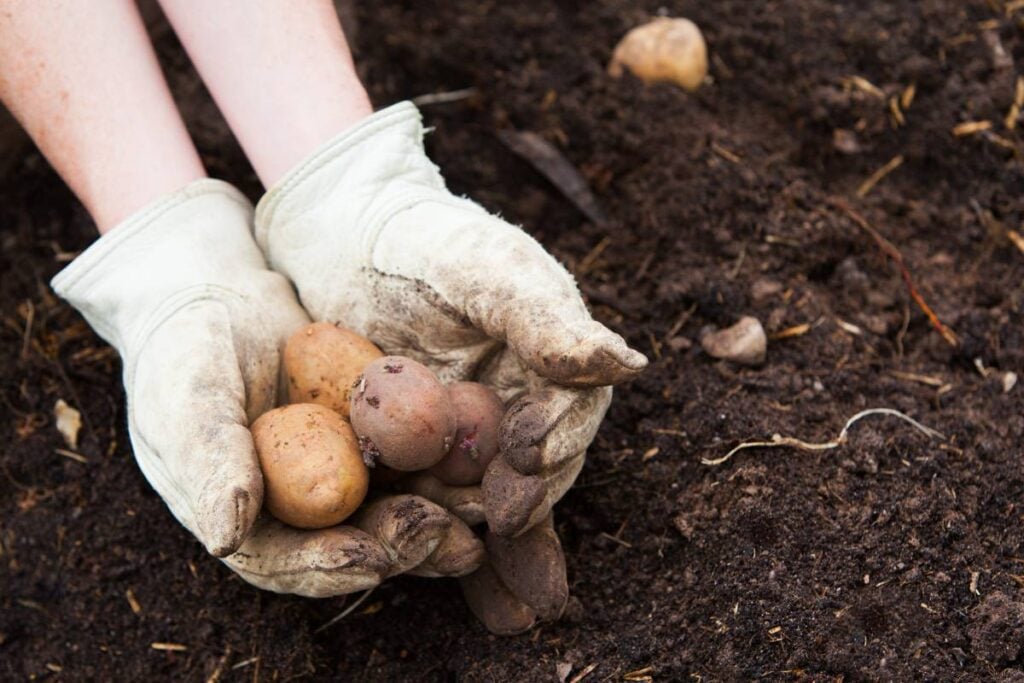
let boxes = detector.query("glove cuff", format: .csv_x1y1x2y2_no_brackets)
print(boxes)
253,101,445,259
51,178,257,351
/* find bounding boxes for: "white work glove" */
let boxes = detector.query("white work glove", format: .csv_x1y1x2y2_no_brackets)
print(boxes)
254,102,647,627
256,101,647,536
51,179,469,597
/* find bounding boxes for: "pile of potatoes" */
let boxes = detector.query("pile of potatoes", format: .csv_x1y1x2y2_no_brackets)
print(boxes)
251,322,503,530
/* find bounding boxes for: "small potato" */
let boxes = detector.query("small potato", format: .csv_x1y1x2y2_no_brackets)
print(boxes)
608,17,708,92
284,322,383,418
350,356,456,471
251,403,369,529
429,382,504,486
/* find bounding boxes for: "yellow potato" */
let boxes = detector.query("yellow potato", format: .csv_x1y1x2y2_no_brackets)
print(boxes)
251,403,369,529
284,322,383,418
608,17,708,92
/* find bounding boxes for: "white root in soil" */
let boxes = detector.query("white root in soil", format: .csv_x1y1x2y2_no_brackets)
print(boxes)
702,408,944,466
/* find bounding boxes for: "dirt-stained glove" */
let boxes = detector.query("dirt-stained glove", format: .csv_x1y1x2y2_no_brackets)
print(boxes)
254,101,647,540
50,179,463,596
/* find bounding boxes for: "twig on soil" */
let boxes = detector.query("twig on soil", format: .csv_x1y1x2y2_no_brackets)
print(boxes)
952,120,992,137
231,657,259,671
54,448,87,464
711,142,743,163
701,407,944,466
890,370,945,387
567,662,598,683
577,236,611,275
497,129,609,226
1007,229,1024,255
901,83,916,110
835,318,864,336
846,75,885,99
650,427,686,437
623,666,655,682
895,302,911,360
600,531,633,548
1006,76,1024,129
411,87,478,106
856,154,904,197
770,322,813,340
20,299,34,360
828,197,959,347
151,642,187,652
204,646,232,683
125,588,142,615
314,586,376,633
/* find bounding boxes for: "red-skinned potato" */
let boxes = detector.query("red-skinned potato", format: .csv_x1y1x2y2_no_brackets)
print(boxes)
284,322,383,418
350,356,456,471
429,382,504,486
251,403,369,529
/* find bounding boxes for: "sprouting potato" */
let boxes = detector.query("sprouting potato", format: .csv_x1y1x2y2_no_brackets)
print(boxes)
350,356,456,471
251,403,369,529
608,17,708,92
284,322,383,418
429,382,504,486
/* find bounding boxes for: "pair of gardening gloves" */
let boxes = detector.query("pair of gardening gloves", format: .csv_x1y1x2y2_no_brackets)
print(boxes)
50,102,646,634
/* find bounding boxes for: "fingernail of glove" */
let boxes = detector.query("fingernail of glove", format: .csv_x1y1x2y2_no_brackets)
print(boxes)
482,457,546,537
199,482,261,558
536,325,648,387
566,330,648,385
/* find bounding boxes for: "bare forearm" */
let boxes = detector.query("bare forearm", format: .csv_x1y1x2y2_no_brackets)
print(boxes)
0,0,205,232
158,0,372,187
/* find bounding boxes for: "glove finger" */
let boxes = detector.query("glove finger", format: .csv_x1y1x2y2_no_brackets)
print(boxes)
485,514,568,621
131,303,277,557
397,473,485,526
480,457,547,537
353,494,451,577
223,515,389,598
498,385,611,475
376,208,647,387
407,515,485,578
477,365,608,536
459,561,537,635
483,453,585,537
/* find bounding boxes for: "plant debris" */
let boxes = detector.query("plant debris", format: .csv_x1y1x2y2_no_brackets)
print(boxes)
497,129,609,226
53,399,82,450
828,197,959,347
702,408,944,466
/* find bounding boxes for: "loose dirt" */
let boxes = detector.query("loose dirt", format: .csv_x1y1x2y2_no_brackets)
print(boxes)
3,1,1023,680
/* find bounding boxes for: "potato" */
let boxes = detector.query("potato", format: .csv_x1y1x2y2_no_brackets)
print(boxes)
608,17,708,92
284,322,383,418
251,403,369,529
350,356,456,471
429,382,504,486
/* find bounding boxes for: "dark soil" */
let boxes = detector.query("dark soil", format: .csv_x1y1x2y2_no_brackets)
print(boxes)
3,0,1024,680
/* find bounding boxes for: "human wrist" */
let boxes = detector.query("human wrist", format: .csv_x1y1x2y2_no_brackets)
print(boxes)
253,77,374,188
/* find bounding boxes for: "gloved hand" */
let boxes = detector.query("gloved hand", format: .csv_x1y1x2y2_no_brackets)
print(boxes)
253,102,646,631
254,101,647,539
51,179,472,597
